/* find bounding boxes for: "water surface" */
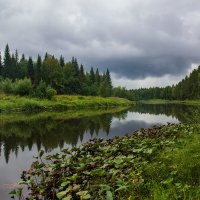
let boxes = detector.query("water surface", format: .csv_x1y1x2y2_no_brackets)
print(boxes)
0,103,198,199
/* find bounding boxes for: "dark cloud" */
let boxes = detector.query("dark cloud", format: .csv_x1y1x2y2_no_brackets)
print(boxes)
1,0,200,81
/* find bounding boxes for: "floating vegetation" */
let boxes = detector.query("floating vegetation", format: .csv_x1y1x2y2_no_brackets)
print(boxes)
10,123,200,199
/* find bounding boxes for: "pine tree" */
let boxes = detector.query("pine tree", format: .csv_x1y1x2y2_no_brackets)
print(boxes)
95,68,100,86
11,53,16,79
35,55,42,84
27,57,34,83
79,64,85,81
89,67,95,84
73,58,79,77
106,69,112,88
0,51,2,76
3,44,12,78
59,55,65,68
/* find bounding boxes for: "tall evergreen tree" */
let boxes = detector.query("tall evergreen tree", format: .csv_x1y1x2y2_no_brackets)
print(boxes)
27,57,34,83
0,51,2,77
35,55,42,84
3,44,12,78
11,53,16,79
89,67,95,84
106,69,112,88
59,55,65,68
95,68,100,86
79,64,85,82
73,57,79,77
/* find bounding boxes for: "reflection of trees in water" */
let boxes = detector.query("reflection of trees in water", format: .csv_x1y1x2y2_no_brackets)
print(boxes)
132,103,200,123
0,110,128,163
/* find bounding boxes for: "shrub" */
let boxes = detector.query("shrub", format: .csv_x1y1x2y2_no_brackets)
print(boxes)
34,80,57,100
14,78,33,96
46,86,57,100
0,79,14,94
34,80,47,99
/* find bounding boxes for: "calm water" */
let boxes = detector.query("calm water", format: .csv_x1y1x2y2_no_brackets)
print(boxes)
0,103,199,199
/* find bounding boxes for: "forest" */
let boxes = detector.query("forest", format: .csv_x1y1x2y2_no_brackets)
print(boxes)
0,44,112,98
112,66,200,101
0,44,200,101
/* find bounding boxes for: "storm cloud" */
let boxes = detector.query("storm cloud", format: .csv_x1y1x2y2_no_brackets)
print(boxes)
1,0,200,84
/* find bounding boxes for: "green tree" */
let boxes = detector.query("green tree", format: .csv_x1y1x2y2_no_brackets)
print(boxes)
0,51,2,77
59,55,65,68
27,57,34,83
3,44,12,78
72,57,79,77
35,55,42,85
89,67,95,84
42,55,63,92
95,68,100,86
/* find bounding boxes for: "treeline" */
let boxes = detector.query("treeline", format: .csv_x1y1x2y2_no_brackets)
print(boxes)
0,44,112,98
113,66,200,100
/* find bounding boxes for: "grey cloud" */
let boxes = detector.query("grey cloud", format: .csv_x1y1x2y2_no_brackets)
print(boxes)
1,0,200,80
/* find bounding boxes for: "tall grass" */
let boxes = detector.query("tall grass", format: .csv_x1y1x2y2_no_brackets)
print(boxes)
0,94,134,113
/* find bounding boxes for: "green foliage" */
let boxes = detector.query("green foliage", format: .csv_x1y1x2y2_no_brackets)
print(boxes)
34,80,57,99
13,123,197,199
46,85,57,100
14,78,33,96
0,78,14,94
0,94,133,113
0,44,115,98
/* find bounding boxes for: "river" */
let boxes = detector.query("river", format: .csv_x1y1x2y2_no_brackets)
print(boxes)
0,103,199,199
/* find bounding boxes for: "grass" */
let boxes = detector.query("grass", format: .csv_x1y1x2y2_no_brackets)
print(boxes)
11,123,200,199
139,99,200,105
0,94,134,113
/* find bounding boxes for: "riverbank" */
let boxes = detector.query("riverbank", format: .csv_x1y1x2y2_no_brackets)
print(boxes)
0,94,134,113
12,123,200,199
139,99,200,105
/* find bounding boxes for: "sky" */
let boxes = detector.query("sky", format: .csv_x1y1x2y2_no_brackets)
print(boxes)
1,0,200,89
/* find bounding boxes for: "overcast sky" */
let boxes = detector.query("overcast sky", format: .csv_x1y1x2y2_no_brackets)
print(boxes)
1,0,200,89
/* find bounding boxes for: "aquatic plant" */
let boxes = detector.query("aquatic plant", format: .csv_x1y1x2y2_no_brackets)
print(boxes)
11,123,200,199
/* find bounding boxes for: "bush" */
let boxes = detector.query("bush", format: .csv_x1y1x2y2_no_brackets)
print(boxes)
0,79,14,94
34,80,47,99
46,86,57,100
14,78,33,96
34,80,57,100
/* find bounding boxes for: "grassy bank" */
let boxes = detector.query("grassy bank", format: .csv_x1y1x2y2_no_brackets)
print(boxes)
139,99,200,105
12,123,200,199
0,94,134,113
0,106,128,125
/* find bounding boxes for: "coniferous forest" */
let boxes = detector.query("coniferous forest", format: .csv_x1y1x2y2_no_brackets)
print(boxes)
0,44,200,101
0,44,112,98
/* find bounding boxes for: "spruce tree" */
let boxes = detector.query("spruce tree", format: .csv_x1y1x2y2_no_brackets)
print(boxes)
0,51,2,77
3,44,12,78
106,69,112,88
35,55,42,84
89,67,95,84
79,64,85,81
27,57,34,83
95,68,100,86
59,55,65,68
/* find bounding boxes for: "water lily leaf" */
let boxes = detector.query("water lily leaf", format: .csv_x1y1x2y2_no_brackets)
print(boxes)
61,181,71,187
62,195,72,200
57,191,67,199
76,191,91,199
